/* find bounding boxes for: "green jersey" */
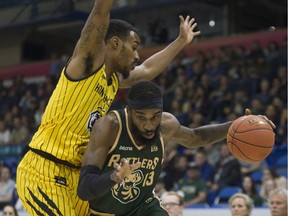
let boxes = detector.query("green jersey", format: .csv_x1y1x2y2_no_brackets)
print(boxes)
89,108,165,216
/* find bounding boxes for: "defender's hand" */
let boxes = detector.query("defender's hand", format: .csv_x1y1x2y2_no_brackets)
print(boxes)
178,15,201,45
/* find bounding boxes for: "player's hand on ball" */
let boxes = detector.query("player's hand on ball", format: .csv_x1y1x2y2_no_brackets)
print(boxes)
244,108,276,129
111,158,141,184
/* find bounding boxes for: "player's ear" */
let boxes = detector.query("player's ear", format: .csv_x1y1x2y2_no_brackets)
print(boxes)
111,36,121,49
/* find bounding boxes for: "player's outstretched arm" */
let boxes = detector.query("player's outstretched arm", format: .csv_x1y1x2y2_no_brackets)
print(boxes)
161,112,232,149
67,0,114,79
120,15,201,88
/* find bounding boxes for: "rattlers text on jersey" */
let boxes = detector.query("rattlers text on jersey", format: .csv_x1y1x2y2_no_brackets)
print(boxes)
89,108,165,216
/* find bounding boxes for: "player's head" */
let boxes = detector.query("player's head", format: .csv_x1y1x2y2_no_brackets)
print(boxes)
228,193,254,216
105,19,140,79
162,191,184,216
127,81,163,145
269,188,288,216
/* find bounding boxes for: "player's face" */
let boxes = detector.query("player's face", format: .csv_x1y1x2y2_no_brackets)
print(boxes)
129,108,162,145
269,194,287,216
118,31,140,79
162,195,183,216
230,197,250,216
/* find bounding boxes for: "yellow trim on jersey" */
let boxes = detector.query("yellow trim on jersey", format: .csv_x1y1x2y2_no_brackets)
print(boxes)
124,108,145,150
89,208,115,216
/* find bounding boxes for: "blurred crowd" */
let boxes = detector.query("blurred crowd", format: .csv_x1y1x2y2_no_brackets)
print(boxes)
0,38,287,211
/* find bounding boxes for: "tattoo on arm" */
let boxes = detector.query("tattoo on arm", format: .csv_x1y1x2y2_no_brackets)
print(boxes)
80,23,108,49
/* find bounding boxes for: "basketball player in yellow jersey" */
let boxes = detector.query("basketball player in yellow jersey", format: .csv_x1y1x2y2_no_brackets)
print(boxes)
16,0,200,215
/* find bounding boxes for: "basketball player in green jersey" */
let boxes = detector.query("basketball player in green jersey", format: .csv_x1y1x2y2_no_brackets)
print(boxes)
77,81,275,216
16,0,200,215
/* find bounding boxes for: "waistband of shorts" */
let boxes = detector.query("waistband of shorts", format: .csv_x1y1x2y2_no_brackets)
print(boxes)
30,148,80,169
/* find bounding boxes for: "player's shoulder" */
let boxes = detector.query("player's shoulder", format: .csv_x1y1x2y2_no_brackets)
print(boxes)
161,112,179,123
95,111,120,131
161,112,180,133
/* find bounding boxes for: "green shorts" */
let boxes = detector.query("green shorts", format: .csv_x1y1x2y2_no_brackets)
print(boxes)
126,197,168,216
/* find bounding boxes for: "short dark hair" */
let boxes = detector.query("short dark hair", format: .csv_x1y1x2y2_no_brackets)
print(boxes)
105,19,140,42
128,81,162,102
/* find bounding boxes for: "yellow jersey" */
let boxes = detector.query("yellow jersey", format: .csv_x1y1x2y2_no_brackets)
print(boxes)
29,65,118,166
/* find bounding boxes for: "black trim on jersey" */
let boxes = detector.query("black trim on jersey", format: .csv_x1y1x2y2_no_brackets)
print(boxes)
64,59,105,82
78,165,116,201
30,148,80,169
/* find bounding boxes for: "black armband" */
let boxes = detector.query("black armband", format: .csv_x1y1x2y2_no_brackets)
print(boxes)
77,165,116,201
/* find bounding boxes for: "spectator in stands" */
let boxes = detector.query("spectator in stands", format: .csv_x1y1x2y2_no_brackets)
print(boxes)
0,165,15,209
260,168,287,202
0,120,10,145
177,163,207,207
203,143,220,166
260,179,277,203
241,175,263,206
193,149,213,181
154,179,167,200
34,99,47,127
162,191,184,216
228,193,254,216
9,117,30,145
269,188,288,216
2,204,18,216
208,144,242,192
240,160,267,176
163,155,189,191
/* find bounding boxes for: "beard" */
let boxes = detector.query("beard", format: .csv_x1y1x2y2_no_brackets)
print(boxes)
122,70,130,79
130,119,160,146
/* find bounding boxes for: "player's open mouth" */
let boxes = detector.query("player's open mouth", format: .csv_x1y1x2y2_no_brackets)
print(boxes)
144,132,154,139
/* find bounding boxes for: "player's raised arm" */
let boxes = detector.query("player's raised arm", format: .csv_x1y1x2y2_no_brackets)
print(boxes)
67,0,114,79
120,15,201,88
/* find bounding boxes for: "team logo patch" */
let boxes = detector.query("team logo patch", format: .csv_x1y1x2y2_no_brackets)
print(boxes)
151,145,158,152
87,107,105,132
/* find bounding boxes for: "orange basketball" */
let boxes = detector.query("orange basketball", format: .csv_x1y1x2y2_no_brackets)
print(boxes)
227,115,275,162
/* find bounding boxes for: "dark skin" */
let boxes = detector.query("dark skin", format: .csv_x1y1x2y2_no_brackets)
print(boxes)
81,108,275,184
65,0,201,86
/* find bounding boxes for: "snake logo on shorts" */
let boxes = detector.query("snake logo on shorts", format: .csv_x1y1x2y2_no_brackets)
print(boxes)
111,170,144,204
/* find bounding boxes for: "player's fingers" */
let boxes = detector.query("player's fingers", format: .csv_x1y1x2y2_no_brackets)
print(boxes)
179,15,184,23
259,115,276,128
245,108,251,115
120,158,128,165
191,22,198,31
130,162,141,171
185,15,190,23
188,18,195,26
113,162,121,171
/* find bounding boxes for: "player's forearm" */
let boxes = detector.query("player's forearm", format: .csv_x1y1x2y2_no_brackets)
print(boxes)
81,0,113,35
94,0,114,14
141,37,188,80
193,121,233,147
77,165,116,200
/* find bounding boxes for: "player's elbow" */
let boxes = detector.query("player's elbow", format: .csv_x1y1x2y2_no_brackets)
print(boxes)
77,179,90,201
